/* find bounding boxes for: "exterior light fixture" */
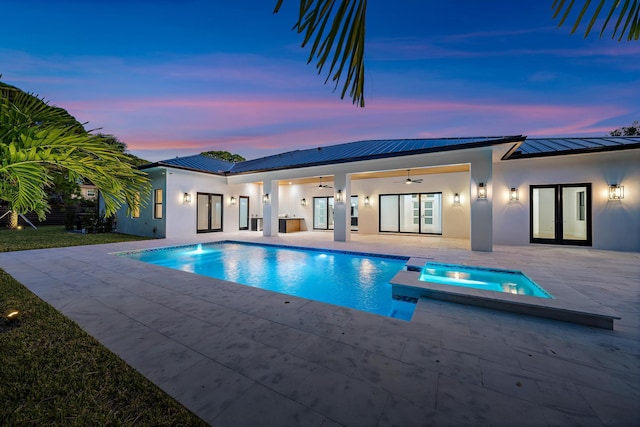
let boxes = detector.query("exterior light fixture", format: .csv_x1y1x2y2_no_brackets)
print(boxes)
230,196,236,206
183,193,192,204
477,183,487,199
364,196,370,206
300,198,307,207
453,193,460,204
5,310,20,323
509,187,519,202
263,193,270,204
335,189,343,203
608,184,624,200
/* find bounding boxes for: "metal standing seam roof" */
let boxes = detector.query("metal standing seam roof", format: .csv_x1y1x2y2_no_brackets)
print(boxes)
144,154,235,174
141,136,639,176
228,136,523,174
506,136,640,159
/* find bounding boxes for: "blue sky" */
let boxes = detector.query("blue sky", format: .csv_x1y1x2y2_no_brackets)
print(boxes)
2,0,638,161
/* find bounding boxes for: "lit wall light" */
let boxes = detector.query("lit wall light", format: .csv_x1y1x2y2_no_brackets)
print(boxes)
230,196,236,206
453,193,460,204
263,193,270,204
364,196,370,206
183,192,192,204
300,198,307,207
335,189,343,203
477,183,487,199
509,187,519,202
608,184,624,200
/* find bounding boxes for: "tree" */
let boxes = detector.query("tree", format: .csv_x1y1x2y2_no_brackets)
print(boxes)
274,1,638,107
0,81,150,229
96,133,150,167
609,120,640,136
200,150,246,163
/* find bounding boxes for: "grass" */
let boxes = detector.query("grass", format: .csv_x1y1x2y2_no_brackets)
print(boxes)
0,225,151,252
0,226,207,425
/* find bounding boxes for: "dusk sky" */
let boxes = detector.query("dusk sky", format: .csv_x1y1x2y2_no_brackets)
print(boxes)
2,0,638,161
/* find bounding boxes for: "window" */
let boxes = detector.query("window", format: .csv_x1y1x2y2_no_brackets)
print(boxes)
154,189,163,219
86,189,96,198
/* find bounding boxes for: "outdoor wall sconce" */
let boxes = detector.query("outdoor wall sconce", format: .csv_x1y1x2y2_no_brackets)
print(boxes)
300,198,307,207
453,193,460,204
509,187,519,202
183,192,192,204
230,196,236,206
608,184,624,200
364,196,370,206
335,189,343,203
477,183,487,199
263,193,270,204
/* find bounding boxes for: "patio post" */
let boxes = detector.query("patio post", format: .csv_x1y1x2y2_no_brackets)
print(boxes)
262,180,279,237
333,172,351,242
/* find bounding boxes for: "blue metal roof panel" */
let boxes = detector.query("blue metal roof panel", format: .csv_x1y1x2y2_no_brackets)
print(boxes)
156,154,234,174
229,136,521,174
510,137,640,158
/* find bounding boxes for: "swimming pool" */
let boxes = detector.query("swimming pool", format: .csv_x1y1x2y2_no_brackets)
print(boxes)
418,262,553,298
119,241,415,320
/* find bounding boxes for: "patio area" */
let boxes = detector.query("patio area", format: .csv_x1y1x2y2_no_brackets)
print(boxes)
0,232,638,426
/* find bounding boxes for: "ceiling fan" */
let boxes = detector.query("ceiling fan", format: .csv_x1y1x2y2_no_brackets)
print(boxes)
313,177,333,189
395,169,423,184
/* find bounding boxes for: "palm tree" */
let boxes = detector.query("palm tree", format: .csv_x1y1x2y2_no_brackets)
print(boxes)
0,82,150,229
275,1,638,107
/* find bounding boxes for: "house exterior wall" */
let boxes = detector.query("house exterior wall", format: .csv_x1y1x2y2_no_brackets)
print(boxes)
115,169,166,238
493,148,640,252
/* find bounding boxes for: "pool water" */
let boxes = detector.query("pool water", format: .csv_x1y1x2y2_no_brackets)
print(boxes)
419,263,553,298
120,242,415,320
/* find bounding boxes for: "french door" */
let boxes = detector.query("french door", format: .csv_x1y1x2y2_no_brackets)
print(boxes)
239,196,249,230
197,193,223,233
530,184,591,246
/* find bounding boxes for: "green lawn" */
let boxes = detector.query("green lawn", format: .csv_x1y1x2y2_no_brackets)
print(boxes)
0,227,207,426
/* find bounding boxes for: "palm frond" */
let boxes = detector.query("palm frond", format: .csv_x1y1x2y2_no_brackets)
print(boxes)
1,84,150,220
274,0,367,107
552,0,640,41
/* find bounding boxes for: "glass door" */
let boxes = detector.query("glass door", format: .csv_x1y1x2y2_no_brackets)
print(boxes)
239,196,249,230
197,193,223,233
313,197,335,230
530,184,591,245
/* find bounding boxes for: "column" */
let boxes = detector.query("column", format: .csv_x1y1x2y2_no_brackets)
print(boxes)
262,180,279,237
333,172,351,242
470,151,493,251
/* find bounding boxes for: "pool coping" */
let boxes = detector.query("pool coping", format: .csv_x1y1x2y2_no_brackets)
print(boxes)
392,258,621,330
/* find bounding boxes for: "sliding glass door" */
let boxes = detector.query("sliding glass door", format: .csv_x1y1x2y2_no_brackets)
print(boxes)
530,184,591,245
313,197,334,230
379,193,442,234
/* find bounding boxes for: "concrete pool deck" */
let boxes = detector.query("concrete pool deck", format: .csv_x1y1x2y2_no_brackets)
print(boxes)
0,232,638,426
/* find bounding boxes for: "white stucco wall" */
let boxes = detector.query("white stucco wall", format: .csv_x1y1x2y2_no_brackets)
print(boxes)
493,149,640,252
